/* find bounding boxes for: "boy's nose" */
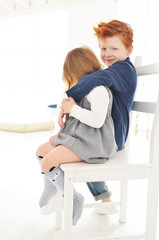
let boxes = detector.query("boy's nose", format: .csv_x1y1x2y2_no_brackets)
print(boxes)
105,50,112,57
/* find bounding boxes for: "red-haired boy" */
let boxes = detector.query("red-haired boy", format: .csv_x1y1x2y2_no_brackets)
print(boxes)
64,20,137,214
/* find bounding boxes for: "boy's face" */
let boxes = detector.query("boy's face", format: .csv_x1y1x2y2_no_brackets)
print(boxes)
99,36,133,67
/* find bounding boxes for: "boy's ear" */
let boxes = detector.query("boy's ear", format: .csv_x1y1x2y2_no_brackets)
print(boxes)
127,46,133,56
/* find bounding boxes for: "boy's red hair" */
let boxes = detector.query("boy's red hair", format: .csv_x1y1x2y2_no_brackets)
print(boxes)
94,20,133,49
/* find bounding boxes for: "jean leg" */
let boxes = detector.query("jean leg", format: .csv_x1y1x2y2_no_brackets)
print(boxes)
86,181,112,201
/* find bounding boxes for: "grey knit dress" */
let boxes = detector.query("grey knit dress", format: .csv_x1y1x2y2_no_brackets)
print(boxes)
54,88,118,164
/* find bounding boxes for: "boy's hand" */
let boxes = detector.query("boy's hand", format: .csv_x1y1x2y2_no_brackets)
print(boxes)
60,97,75,114
49,134,57,146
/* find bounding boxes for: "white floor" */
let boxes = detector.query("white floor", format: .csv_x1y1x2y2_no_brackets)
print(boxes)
0,130,159,240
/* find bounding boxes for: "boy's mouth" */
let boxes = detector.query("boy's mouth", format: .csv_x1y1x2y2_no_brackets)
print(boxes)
106,59,115,62
105,59,115,65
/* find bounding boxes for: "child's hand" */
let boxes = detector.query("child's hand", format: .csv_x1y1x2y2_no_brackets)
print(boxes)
65,113,69,121
60,97,75,114
58,109,65,128
49,134,57,146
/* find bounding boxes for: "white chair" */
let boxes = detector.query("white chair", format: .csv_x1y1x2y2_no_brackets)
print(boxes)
55,61,159,240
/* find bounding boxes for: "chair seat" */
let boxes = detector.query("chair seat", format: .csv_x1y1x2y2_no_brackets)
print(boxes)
61,145,152,182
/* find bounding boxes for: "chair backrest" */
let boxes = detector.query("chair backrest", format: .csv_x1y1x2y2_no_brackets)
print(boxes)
150,94,159,173
136,62,159,76
132,62,159,172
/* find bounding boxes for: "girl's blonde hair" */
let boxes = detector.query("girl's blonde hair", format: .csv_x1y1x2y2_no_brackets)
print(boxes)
62,46,102,89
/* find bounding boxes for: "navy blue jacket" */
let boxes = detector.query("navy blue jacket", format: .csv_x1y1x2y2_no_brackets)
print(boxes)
66,57,137,150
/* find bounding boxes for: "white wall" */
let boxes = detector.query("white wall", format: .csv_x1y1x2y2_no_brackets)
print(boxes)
0,0,158,133
67,0,116,57
0,0,116,126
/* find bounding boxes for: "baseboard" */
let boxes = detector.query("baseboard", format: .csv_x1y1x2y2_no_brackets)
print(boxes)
0,122,54,133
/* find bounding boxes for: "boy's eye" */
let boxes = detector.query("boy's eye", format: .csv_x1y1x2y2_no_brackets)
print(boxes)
101,48,106,51
113,48,118,51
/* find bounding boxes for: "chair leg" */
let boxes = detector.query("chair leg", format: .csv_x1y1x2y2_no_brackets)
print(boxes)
63,171,74,240
56,191,63,230
119,180,128,223
145,175,159,240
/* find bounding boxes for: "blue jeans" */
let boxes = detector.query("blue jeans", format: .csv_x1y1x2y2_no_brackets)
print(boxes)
86,182,111,201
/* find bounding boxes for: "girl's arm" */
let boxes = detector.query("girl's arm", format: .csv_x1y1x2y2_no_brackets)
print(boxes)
62,86,110,128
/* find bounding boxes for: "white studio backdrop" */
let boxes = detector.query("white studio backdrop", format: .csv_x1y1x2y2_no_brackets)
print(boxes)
0,0,158,126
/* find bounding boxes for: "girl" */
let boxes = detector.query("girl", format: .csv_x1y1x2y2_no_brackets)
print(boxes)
37,46,117,225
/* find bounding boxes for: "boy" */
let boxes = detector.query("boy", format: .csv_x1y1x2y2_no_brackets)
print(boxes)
61,19,137,214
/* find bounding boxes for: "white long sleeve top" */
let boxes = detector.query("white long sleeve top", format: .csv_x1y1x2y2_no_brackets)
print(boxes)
70,86,110,128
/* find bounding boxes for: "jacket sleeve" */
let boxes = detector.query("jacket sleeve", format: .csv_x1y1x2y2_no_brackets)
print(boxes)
66,60,136,102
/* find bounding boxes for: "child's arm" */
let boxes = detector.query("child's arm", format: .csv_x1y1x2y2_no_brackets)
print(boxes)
62,86,110,128
66,59,137,102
